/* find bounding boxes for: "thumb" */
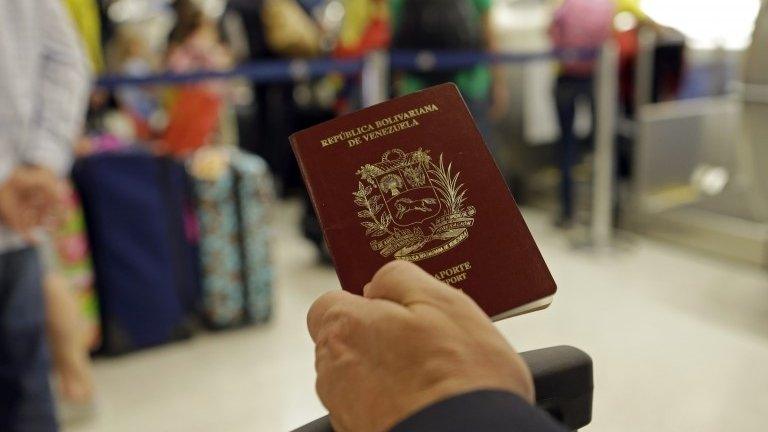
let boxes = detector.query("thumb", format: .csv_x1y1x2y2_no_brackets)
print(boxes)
363,260,454,307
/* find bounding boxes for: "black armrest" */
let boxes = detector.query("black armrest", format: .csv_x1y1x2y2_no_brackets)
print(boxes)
521,345,593,430
291,345,593,432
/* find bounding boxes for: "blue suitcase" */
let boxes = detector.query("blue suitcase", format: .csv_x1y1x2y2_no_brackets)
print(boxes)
72,152,200,355
193,150,274,329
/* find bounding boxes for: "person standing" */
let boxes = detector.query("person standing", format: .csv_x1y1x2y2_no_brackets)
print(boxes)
0,1,90,430
549,0,615,227
390,0,508,155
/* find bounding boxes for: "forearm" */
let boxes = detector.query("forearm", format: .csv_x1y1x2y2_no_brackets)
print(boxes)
390,390,568,432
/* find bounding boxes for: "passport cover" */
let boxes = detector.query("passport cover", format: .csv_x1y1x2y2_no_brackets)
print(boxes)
290,84,556,319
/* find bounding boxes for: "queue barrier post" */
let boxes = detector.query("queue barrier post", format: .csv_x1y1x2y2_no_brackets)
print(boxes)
635,26,657,111
361,50,390,108
587,41,620,249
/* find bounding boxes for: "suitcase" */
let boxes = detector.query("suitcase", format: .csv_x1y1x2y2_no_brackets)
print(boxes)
72,152,201,355
192,148,275,329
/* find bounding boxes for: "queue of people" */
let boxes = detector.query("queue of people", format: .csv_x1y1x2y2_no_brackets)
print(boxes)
0,1,685,431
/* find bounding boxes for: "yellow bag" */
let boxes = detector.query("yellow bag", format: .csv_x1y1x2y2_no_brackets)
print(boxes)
262,0,323,57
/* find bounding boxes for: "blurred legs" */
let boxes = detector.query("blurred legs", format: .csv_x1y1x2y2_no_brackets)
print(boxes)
0,248,57,432
555,76,593,225
44,272,94,406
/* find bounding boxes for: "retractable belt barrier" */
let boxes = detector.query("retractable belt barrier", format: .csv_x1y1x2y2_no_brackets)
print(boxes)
95,49,599,89
96,45,616,251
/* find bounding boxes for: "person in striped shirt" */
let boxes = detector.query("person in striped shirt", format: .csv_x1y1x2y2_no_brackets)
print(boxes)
0,1,90,430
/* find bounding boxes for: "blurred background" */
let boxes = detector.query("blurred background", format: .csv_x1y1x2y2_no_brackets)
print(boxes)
19,0,768,430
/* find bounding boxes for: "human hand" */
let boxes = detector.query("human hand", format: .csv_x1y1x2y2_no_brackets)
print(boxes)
0,166,65,241
307,261,534,432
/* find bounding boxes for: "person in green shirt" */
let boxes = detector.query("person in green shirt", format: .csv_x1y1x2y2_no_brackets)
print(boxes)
389,0,507,150
390,0,492,99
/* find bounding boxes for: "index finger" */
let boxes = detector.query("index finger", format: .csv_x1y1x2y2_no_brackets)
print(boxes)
307,290,371,343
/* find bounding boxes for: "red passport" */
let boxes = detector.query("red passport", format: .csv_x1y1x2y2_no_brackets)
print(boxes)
290,84,556,320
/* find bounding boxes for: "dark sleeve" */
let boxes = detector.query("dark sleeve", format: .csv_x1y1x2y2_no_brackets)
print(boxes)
390,390,569,432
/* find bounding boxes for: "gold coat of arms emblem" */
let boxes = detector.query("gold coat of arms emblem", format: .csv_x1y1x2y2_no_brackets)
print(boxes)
354,148,476,262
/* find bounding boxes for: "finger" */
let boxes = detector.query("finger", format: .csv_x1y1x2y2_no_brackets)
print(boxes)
4,205,39,243
20,203,45,230
30,181,63,209
17,208,41,241
19,183,62,228
328,415,352,432
33,198,63,229
307,290,372,343
9,202,37,234
20,228,41,245
1,209,27,234
364,260,453,307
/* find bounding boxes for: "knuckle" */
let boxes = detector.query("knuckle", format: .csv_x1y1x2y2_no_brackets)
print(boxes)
428,283,475,309
322,305,355,330
321,305,348,324
449,287,476,307
372,260,412,284
426,282,460,303
323,321,348,345
318,307,360,345
308,291,345,327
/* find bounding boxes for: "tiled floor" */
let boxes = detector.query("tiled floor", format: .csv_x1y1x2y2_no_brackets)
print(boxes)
65,201,768,432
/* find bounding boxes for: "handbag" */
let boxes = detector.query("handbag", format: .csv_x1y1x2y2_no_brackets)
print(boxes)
162,86,223,156
262,0,322,57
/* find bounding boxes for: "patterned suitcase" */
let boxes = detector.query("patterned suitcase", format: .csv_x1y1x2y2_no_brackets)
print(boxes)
192,148,275,329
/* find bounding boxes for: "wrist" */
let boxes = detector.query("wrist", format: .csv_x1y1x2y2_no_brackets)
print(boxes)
384,372,532,431
390,390,554,432
20,162,58,177
23,144,71,178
